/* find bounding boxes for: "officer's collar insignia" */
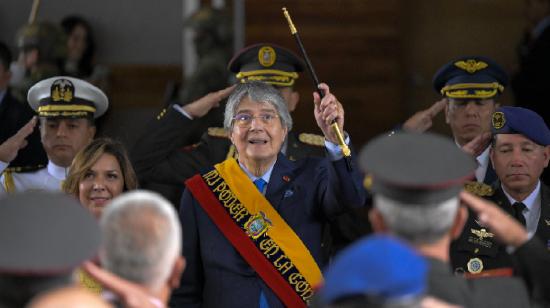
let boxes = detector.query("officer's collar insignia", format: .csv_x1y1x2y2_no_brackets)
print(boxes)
258,46,276,67
244,211,272,239
492,111,506,129
471,228,494,240
454,60,488,74
464,181,494,197
50,78,74,103
545,219,550,226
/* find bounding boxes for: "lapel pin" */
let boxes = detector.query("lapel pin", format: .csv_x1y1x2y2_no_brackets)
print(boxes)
282,175,290,182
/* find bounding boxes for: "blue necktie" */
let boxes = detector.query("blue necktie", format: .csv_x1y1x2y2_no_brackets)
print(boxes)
254,178,267,195
253,178,269,308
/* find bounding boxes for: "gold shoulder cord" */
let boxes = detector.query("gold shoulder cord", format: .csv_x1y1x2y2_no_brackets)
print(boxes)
3,170,15,193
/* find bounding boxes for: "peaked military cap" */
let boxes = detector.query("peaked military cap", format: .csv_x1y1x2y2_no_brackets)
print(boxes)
228,43,304,87
318,235,427,304
0,192,100,275
433,56,508,100
360,132,476,204
28,76,108,119
492,106,550,146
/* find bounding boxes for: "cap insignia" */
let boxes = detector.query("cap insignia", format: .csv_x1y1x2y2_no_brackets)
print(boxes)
454,60,488,74
258,46,276,67
492,111,506,129
51,79,74,103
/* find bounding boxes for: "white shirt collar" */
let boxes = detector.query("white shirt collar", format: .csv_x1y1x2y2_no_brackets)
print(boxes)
502,180,541,210
47,160,69,181
454,141,490,183
501,181,541,238
475,146,490,182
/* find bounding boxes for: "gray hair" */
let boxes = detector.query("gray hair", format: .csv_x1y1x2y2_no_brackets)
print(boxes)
374,195,459,245
99,190,181,292
223,81,293,131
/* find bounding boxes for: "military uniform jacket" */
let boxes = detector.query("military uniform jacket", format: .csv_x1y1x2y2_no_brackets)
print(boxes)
427,257,530,307
0,160,67,195
170,153,367,308
451,183,550,274
0,88,47,171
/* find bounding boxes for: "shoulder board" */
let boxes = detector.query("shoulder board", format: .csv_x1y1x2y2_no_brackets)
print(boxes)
464,181,494,197
5,164,45,173
298,133,325,147
207,127,229,138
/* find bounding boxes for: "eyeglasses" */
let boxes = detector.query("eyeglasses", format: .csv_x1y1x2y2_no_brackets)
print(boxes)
232,113,279,127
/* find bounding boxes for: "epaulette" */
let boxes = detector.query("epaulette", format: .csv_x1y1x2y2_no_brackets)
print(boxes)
298,133,325,147
464,181,494,197
5,164,45,173
208,127,229,138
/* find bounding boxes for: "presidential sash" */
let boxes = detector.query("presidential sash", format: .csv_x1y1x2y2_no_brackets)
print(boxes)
185,158,323,307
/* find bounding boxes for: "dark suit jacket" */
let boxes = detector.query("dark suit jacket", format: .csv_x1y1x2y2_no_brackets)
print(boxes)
170,153,367,308
0,89,47,170
427,257,530,307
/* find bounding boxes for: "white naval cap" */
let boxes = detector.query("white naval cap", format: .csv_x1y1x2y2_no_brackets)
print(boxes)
28,76,108,119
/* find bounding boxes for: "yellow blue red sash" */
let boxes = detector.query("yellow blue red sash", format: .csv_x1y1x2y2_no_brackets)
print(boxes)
185,158,323,307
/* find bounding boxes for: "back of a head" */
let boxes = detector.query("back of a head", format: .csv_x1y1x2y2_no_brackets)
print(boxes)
99,190,181,292
0,192,100,308
16,22,66,64
360,132,476,245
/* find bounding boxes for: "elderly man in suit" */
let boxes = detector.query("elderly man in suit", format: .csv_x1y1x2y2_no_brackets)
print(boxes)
170,81,366,307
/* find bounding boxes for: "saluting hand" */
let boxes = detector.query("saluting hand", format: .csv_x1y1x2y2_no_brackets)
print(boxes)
402,99,447,133
461,132,492,157
313,83,344,145
183,85,236,118
82,261,157,308
0,116,37,163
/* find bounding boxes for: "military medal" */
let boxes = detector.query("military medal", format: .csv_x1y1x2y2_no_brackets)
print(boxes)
467,257,484,274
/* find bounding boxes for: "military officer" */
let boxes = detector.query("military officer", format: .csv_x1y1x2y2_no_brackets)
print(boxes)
403,56,508,185
360,131,531,307
131,43,327,204
0,41,47,173
10,22,66,103
0,76,108,194
451,107,550,297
